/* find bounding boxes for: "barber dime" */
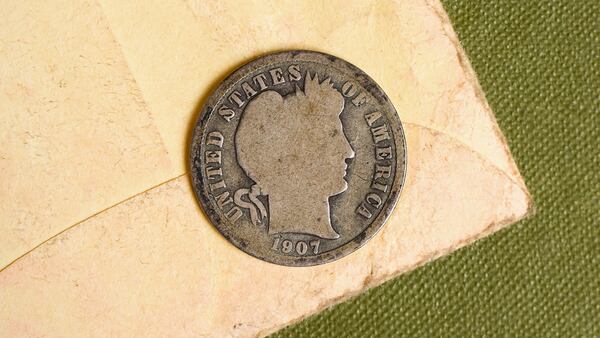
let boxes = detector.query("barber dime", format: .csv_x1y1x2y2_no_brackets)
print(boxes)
190,50,406,266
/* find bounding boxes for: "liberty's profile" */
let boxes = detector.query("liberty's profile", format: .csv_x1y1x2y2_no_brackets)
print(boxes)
234,72,354,239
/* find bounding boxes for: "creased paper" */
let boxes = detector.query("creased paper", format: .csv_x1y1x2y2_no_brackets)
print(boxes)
0,0,531,336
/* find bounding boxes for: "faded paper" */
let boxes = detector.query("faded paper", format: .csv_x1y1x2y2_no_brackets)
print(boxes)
98,0,524,183
0,0,531,336
0,0,173,269
0,125,529,337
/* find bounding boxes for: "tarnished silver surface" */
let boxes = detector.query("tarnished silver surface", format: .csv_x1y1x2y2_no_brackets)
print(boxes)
190,50,406,266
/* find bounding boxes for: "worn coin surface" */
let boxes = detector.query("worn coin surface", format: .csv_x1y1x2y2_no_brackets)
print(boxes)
190,50,406,266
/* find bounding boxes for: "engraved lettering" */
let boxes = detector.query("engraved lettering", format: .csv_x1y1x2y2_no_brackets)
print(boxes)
209,180,226,192
205,150,222,164
225,206,242,223
281,240,293,253
341,81,358,97
204,130,234,217
375,165,392,180
364,111,382,127
356,202,373,219
366,193,382,208
376,146,392,160
218,106,235,122
296,241,308,255
206,131,224,147
215,191,233,208
309,240,320,254
269,68,285,85
272,237,321,256
371,124,390,143
241,81,257,98
352,92,368,107
271,236,281,250
190,52,407,266
228,90,245,107
206,166,222,179
288,64,302,81
253,73,268,90
235,72,350,240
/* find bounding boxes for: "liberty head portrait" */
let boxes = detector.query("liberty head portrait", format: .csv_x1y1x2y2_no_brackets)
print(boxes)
191,51,405,266
234,72,355,239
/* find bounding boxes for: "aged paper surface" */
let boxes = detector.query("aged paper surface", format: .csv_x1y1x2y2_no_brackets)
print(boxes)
0,0,531,337
98,0,524,182
0,0,173,269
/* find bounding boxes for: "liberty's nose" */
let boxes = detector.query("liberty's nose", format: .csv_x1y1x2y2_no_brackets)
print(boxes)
344,156,354,169
343,135,355,160
342,133,355,173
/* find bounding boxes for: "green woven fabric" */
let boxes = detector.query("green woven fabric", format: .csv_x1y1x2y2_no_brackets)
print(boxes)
272,1,599,337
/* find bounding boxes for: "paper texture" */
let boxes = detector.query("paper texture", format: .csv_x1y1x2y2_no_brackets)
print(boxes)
0,0,531,336
0,0,173,269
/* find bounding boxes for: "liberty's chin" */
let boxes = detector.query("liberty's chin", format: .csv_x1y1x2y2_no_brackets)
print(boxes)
331,173,350,196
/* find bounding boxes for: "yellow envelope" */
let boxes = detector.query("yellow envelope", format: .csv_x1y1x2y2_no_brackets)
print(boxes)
0,0,531,336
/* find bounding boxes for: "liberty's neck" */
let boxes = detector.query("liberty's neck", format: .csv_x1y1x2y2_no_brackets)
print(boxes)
267,194,340,239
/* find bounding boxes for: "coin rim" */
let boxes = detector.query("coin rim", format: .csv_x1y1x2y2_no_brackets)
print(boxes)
189,50,407,266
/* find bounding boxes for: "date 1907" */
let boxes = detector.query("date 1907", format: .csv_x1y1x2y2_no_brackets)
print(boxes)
271,237,320,256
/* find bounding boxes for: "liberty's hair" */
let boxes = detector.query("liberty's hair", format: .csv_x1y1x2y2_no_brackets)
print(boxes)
235,72,345,193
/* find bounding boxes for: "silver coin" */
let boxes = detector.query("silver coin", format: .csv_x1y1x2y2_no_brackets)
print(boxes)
190,50,406,266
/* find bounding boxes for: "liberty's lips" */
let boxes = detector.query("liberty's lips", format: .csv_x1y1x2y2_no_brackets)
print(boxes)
343,156,353,180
